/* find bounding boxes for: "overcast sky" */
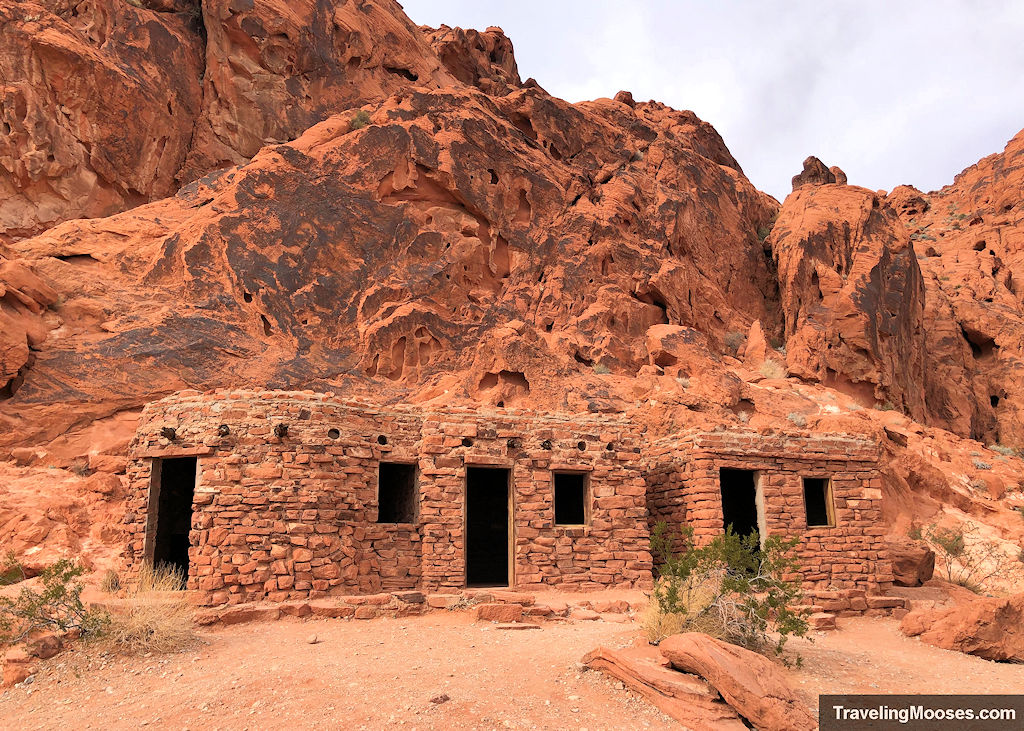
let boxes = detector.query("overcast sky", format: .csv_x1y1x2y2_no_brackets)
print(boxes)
404,0,1024,201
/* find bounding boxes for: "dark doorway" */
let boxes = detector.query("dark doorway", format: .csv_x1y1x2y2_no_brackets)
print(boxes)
150,457,197,576
719,468,759,539
465,467,510,587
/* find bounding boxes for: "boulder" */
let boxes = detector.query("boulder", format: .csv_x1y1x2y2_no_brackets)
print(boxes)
474,603,523,623
659,633,816,731
887,540,935,586
583,645,746,731
27,633,62,660
900,592,1024,662
2,647,33,687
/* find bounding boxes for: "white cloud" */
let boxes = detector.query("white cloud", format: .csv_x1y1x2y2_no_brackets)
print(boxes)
404,0,1024,199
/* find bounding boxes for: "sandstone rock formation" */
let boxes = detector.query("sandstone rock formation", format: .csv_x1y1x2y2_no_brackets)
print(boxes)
900,592,1024,662
0,0,1023,611
659,633,816,731
0,0,463,241
423,25,521,95
791,155,836,190
770,184,927,416
889,130,1024,447
1,76,780,450
180,0,458,181
0,0,204,241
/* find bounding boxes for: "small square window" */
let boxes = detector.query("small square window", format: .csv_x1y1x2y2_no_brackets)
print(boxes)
554,472,588,525
378,463,417,523
802,477,834,527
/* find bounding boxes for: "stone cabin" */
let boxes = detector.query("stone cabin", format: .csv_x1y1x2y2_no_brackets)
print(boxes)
124,389,893,608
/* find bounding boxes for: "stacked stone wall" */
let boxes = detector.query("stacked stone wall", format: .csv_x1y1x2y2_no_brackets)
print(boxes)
645,429,893,595
125,390,653,606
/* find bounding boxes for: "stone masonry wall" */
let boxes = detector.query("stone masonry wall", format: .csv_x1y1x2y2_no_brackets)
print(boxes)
125,390,652,606
646,429,894,596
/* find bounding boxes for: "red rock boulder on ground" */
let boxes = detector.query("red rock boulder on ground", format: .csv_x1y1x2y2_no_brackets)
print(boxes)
659,633,816,731
887,539,936,587
583,645,747,730
900,592,1024,662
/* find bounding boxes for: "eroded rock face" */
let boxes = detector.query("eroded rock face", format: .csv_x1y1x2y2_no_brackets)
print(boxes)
0,0,468,242
0,0,205,241
791,155,836,190
900,592,1024,661
180,0,457,181
0,248,57,398
770,184,927,417
2,79,779,449
423,25,521,95
891,129,1024,446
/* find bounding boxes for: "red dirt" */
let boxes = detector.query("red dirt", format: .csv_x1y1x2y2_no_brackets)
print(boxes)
4,612,1024,729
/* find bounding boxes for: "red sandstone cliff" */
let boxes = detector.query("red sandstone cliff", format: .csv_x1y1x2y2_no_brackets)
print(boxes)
1,0,1024,574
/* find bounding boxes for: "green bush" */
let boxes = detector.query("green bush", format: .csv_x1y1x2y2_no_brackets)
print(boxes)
649,522,808,660
0,552,25,587
350,109,372,131
923,522,1011,593
0,559,108,644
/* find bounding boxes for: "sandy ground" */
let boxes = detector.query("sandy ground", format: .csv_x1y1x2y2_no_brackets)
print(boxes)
3,612,1024,730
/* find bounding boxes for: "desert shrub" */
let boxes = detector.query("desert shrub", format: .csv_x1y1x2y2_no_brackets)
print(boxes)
92,562,195,654
973,460,992,471
0,559,108,644
923,522,1011,593
990,445,1016,457
641,598,688,645
100,569,121,594
99,594,196,655
787,412,807,428
759,359,787,379
349,109,372,130
876,401,896,411
907,524,923,541
676,376,690,389
0,552,25,587
723,331,745,356
649,523,808,659
592,363,611,375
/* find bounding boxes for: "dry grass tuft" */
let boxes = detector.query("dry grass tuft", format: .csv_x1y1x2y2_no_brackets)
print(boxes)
759,359,787,379
94,562,196,655
642,575,724,645
99,569,120,593
99,595,197,655
641,600,686,645
137,562,186,592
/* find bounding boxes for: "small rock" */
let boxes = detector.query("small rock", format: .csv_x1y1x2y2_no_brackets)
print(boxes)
429,693,450,705
306,634,319,644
